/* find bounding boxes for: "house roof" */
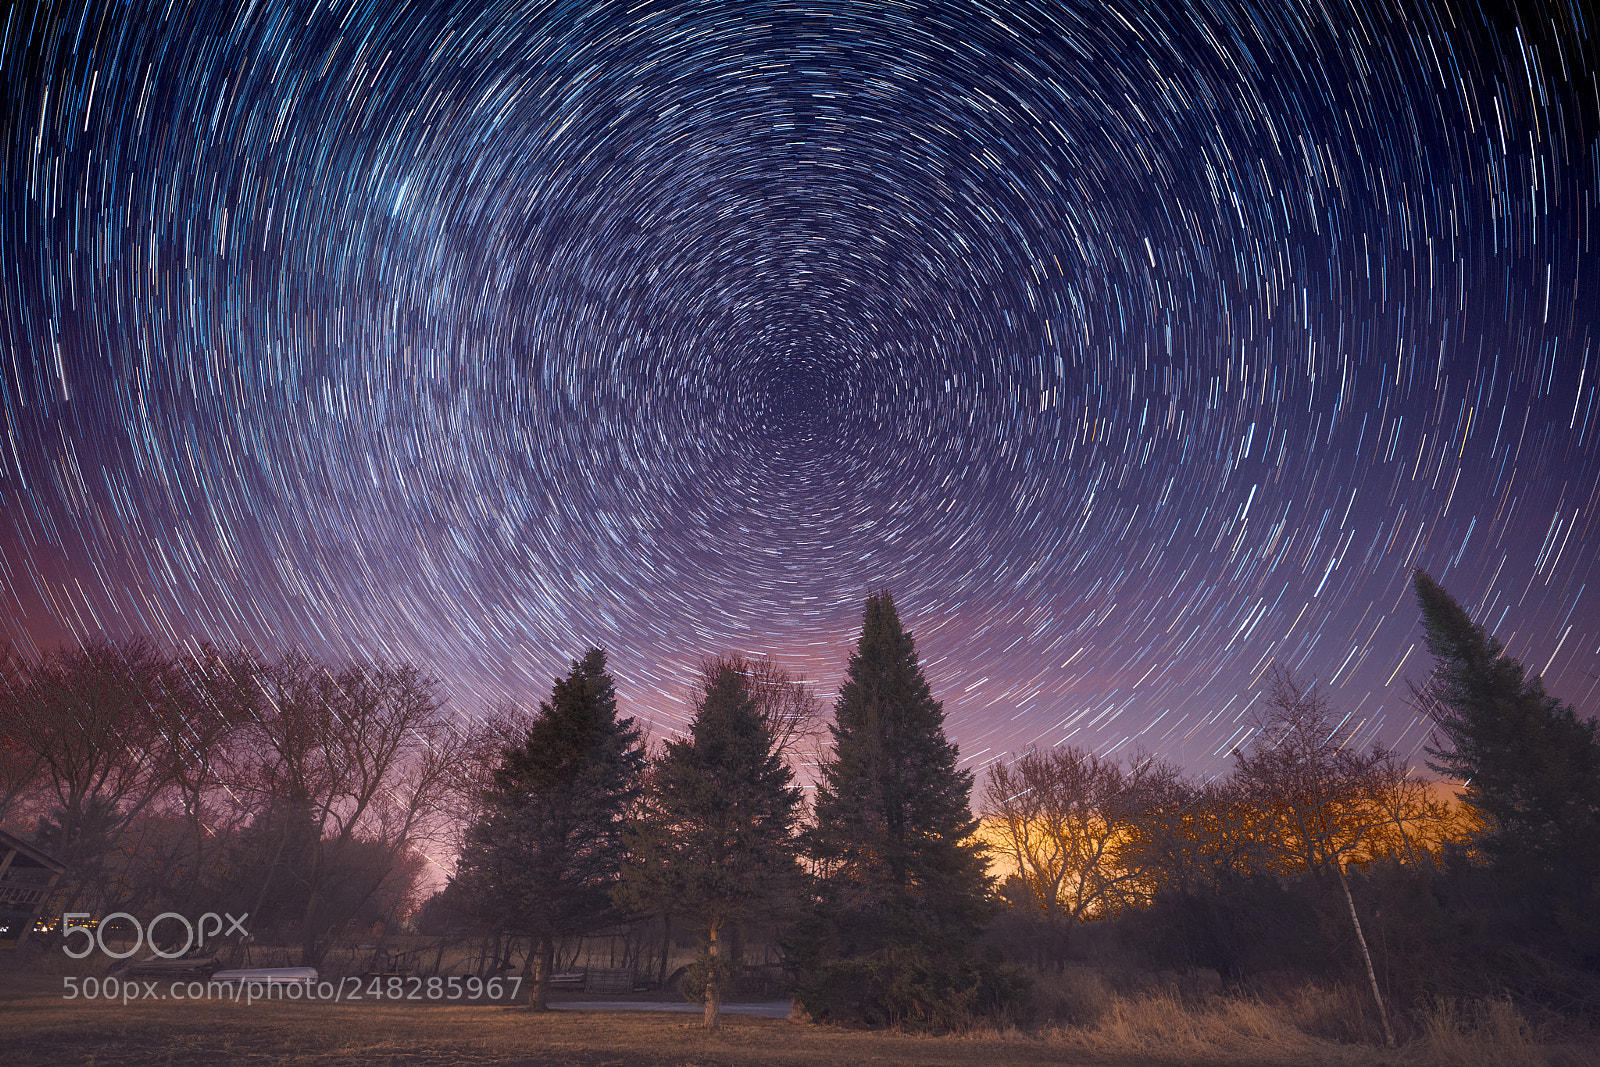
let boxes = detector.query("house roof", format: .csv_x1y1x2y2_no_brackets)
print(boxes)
0,828,65,873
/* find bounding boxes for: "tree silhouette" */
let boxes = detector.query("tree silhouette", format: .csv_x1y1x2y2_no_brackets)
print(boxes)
984,746,1178,925
1412,569,1600,958
798,592,1013,1027
1232,667,1397,1044
616,662,800,1028
243,654,463,969
454,649,645,1009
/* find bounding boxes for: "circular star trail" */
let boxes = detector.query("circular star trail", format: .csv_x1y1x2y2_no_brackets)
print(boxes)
2,0,1596,772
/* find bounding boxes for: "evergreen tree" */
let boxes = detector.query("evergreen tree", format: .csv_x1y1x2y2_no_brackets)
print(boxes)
615,662,801,1028
453,649,644,1009
1412,570,1600,957
798,593,1017,1027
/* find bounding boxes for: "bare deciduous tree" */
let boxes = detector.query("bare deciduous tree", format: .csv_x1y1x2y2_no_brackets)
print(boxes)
146,645,263,920
239,654,466,968
984,746,1178,925
695,655,822,763
1231,667,1395,1046
0,644,45,827
0,638,195,913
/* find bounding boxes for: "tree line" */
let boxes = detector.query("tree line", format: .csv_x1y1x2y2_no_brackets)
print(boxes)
4,574,1598,1029
982,571,1600,1027
0,643,466,969
444,593,1010,1027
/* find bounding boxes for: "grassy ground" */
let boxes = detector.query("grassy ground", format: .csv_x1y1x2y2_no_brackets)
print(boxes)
6,961,1597,1066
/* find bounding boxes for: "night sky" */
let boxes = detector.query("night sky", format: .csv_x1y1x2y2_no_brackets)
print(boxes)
2,0,1596,776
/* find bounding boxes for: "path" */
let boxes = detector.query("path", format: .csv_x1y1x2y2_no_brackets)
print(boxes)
550,1000,794,1018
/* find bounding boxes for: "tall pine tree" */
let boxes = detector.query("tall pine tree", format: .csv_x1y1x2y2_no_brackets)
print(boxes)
453,649,644,1009
1412,570,1600,957
798,593,1017,1027
615,661,801,1028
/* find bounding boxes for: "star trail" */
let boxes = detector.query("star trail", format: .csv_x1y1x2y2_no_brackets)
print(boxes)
2,0,1596,773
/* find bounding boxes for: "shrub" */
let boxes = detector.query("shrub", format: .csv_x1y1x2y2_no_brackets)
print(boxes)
792,945,1031,1032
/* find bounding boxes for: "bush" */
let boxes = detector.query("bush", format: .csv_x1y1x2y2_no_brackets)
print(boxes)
1126,872,1325,982
981,906,1072,972
792,944,1031,1031
1028,965,1116,1027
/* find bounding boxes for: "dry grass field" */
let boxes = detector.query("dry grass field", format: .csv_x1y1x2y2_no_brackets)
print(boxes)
5,958,1597,1066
